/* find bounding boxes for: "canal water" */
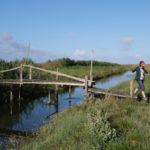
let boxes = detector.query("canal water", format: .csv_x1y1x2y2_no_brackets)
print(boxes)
0,71,132,149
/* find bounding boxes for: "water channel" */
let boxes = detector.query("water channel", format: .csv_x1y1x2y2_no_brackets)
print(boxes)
0,71,132,149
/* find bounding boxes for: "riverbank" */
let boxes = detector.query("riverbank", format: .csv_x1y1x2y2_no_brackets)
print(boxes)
0,59,136,149
12,96,150,150
12,65,150,150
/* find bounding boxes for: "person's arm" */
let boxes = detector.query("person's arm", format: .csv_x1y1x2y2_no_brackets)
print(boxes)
144,68,150,75
131,67,137,74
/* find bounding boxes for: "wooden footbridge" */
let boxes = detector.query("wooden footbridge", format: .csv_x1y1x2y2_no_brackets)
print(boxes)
0,64,135,102
0,64,92,87
0,64,136,138
0,64,93,104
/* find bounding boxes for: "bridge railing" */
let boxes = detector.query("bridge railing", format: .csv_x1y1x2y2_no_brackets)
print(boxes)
0,66,20,73
23,64,85,82
0,64,94,89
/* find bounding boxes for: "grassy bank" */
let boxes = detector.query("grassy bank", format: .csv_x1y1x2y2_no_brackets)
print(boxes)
13,95,150,150
11,64,150,150
57,65,132,80
36,58,134,80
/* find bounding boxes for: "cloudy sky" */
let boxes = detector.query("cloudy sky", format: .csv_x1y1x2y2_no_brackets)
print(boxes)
0,0,150,64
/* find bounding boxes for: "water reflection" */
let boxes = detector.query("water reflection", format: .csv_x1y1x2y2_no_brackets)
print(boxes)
0,86,84,133
0,71,131,149
0,72,131,132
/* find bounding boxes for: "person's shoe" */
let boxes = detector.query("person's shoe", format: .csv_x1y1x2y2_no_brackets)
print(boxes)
143,97,148,102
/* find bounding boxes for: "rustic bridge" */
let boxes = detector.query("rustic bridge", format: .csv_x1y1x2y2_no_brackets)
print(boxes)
0,64,135,103
0,64,94,104
0,64,92,87
0,64,135,100
0,65,136,138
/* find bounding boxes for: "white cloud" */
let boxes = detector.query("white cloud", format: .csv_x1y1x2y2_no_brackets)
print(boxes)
2,32,13,41
2,32,27,50
72,49,85,59
0,32,59,62
118,37,134,51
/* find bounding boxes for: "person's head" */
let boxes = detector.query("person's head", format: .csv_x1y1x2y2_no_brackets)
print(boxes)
139,61,146,68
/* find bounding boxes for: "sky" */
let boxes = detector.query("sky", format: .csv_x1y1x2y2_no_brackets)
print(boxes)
0,0,150,64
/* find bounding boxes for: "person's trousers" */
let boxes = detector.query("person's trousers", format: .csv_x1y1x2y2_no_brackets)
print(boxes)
136,79,145,91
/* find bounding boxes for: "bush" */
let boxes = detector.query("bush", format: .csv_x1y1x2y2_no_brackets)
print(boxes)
88,107,117,149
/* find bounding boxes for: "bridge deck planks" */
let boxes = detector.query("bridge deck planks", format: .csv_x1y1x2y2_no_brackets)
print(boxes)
88,88,137,99
0,79,84,86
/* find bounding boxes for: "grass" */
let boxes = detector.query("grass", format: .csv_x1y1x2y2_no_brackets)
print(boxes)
12,104,90,150
31,64,133,84
11,64,150,150
58,65,131,80
12,95,150,150
105,99,150,150
34,58,134,80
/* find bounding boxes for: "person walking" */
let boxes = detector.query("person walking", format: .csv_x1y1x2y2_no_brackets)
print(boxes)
131,61,149,101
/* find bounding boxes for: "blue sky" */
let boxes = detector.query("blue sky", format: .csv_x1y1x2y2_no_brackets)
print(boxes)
0,0,150,64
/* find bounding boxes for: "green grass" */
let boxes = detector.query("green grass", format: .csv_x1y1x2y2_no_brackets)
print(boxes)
13,104,91,150
58,65,131,80
35,58,134,80
106,99,150,150
13,95,150,150
11,64,150,150
12,64,150,150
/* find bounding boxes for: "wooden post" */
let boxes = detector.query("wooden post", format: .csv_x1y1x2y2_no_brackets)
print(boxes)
55,90,58,106
55,68,59,106
130,76,134,97
29,65,32,80
69,85,71,100
19,86,21,100
55,68,58,91
10,90,13,103
48,90,51,105
10,90,13,115
10,103,13,116
69,86,71,99
49,104,51,116
55,104,58,113
20,64,23,84
69,86,71,107
18,85,21,107
84,75,88,96
90,50,94,83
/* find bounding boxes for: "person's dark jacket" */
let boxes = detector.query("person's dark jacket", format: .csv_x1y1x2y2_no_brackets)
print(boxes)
132,66,148,80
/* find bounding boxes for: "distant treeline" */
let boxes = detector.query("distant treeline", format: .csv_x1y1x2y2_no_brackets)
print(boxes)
44,58,120,68
0,57,120,70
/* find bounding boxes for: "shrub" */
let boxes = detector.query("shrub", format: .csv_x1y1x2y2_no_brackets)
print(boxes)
87,108,117,149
